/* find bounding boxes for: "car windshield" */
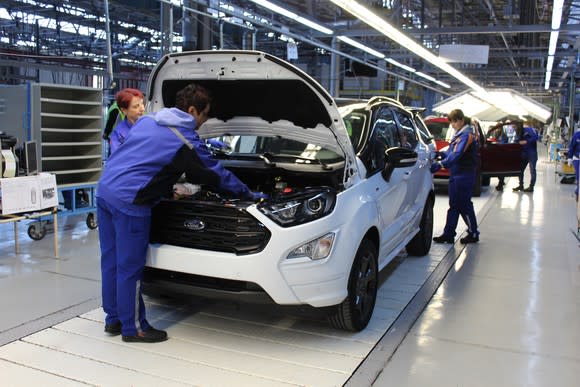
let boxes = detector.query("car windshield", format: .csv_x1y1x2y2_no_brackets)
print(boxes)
207,135,344,163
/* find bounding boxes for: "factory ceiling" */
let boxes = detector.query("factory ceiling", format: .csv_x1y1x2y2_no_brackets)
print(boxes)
0,0,579,107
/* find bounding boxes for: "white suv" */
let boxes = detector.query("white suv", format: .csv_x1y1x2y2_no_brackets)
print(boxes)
144,50,434,331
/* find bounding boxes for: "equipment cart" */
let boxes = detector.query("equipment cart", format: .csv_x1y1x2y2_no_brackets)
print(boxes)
27,184,98,240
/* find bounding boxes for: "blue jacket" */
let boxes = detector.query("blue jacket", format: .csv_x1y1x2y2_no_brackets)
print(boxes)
567,130,580,160
520,127,538,155
441,125,478,175
109,118,133,154
97,107,251,216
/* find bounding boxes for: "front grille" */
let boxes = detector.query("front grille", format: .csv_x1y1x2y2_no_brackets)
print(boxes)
150,199,271,255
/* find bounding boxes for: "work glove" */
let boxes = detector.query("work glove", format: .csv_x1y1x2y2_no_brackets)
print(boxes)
250,191,269,202
173,183,201,197
206,139,229,149
434,151,445,161
430,162,442,174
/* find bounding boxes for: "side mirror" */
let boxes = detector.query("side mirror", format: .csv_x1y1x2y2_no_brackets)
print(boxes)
382,147,418,182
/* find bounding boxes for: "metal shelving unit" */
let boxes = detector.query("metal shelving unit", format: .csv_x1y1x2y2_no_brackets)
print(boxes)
0,83,103,235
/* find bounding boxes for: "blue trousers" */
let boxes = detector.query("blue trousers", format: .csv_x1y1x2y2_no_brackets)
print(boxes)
574,160,579,199
518,151,538,188
97,197,151,336
443,173,479,238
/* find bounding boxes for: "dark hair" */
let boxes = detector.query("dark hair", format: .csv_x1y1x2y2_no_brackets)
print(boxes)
448,109,465,122
115,88,144,109
175,83,212,113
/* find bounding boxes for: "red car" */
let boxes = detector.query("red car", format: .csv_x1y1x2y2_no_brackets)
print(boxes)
424,116,522,196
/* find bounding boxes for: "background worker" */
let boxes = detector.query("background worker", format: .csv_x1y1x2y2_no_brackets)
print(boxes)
567,127,580,201
488,122,509,191
513,120,539,193
97,83,266,343
431,109,480,244
108,88,145,154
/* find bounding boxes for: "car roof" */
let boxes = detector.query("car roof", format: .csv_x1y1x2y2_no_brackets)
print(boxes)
424,116,449,123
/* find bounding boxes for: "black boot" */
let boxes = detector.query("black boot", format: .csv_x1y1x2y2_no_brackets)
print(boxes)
122,326,168,343
433,235,454,244
460,234,479,244
523,186,534,192
512,185,524,192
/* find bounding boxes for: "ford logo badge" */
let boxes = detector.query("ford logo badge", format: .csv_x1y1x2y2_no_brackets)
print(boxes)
184,219,205,231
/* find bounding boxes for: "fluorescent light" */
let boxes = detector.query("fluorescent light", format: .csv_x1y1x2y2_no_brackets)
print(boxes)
295,16,333,34
546,56,554,72
552,0,564,29
545,0,564,89
337,35,385,59
329,0,485,93
415,71,436,82
435,80,451,88
249,0,333,34
548,31,559,55
385,57,416,73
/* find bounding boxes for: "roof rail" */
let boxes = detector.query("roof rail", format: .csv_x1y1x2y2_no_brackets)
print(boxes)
368,96,403,107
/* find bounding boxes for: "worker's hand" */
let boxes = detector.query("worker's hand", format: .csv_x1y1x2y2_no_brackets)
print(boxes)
430,162,442,174
568,158,573,167
206,139,229,149
434,151,445,161
173,183,201,199
250,191,269,202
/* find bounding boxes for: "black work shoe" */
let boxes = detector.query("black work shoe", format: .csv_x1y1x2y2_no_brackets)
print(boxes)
495,184,504,191
433,235,454,244
523,186,534,192
122,327,168,343
104,321,122,336
460,234,479,244
512,185,524,192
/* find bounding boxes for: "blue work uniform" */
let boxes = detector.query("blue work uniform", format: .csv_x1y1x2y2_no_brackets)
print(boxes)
567,130,580,198
97,107,252,337
109,118,134,155
517,127,539,188
440,125,479,238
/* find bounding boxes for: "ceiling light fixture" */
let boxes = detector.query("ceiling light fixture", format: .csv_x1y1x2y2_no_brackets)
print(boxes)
248,0,333,34
329,0,486,93
545,0,564,89
385,57,416,73
337,35,385,58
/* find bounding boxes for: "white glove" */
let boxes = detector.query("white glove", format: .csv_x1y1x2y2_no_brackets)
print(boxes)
568,159,573,167
173,183,201,197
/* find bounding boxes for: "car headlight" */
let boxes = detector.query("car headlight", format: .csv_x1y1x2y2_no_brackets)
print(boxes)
258,188,336,227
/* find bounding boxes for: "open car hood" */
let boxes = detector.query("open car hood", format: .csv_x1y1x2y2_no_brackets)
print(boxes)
146,50,354,160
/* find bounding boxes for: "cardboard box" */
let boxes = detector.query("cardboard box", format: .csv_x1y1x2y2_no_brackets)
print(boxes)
0,173,58,215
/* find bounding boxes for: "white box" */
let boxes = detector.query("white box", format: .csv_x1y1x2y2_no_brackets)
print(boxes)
38,173,58,210
0,173,58,215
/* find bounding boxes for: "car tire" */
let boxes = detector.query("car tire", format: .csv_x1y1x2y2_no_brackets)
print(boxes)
329,239,378,332
406,196,434,256
473,171,482,197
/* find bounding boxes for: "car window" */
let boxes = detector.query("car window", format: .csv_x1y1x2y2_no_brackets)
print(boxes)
362,107,401,174
394,110,419,149
426,121,453,141
342,110,367,151
414,115,433,145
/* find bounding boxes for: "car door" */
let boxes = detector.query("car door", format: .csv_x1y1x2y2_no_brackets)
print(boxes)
393,108,428,230
481,125,523,176
364,106,410,263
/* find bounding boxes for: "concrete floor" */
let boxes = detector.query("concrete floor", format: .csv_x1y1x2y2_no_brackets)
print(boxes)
0,152,578,386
